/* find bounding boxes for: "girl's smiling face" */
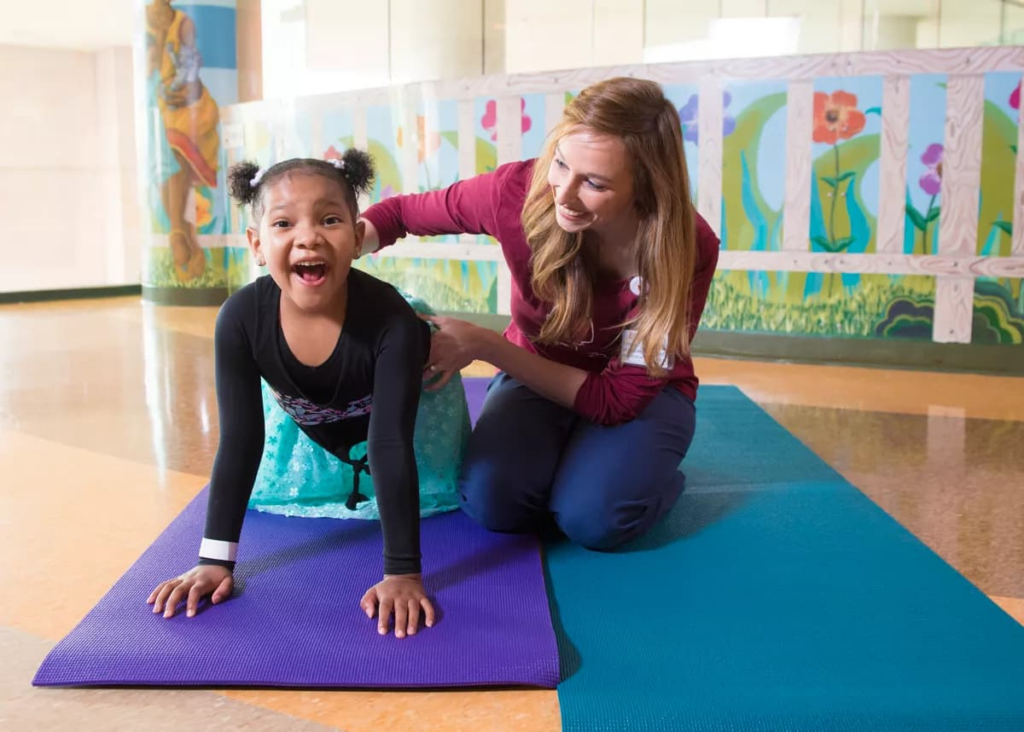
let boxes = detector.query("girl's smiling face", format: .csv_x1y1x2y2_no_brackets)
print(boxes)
247,172,364,312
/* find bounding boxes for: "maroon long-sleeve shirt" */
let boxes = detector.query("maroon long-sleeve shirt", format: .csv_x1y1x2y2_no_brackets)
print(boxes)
361,160,720,426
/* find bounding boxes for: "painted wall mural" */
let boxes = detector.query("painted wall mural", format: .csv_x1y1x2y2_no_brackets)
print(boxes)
139,0,248,295
357,257,499,315
220,49,1024,345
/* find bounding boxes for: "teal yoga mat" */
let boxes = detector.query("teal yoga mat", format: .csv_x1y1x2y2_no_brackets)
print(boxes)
547,386,1024,731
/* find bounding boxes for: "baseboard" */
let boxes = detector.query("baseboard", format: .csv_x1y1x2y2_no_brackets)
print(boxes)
444,312,1024,376
141,286,230,307
692,331,1024,376
0,285,142,305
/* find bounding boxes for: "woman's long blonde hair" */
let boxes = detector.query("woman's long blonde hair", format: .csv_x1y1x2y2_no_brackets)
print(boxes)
521,77,698,376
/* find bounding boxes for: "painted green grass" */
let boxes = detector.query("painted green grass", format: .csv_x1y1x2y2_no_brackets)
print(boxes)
703,273,935,338
145,247,251,290
355,257,498,314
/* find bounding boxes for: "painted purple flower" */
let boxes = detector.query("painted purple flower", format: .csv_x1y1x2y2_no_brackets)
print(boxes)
678,92,735,144
919,143,943,196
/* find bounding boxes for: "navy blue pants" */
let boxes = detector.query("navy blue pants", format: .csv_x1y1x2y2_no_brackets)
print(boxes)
459,373,697,549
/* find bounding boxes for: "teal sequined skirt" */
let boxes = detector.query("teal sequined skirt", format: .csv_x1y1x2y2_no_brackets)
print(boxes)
248,294,469,520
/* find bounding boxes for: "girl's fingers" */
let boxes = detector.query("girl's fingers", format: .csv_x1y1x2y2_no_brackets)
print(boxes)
163,582,190,618
360,588,378,618
394,601,409,639
378,597,394,635
186,583,206,618
211,576,233,604
407,599,420,636
421,597,436,628
152,580,181,614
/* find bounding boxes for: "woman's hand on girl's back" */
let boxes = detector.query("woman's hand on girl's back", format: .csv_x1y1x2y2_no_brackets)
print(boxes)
360,574,435,638
147,564,234,618
422,315,496,391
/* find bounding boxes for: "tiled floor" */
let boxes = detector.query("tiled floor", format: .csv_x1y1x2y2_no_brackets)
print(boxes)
1,297,1021,730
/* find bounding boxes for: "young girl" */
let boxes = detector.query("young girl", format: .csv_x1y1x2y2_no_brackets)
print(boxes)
361,77,721,549
148,151,466,639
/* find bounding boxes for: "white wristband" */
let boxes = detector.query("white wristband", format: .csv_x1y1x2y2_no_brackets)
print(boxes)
199,538,238,562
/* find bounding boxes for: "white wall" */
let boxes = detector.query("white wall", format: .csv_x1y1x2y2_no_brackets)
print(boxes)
484,0,506,74
504,0,644,73
265,0,1015,92
0,0,132,50
390,0,484,83
593,0,644,68
866,15,920,51
643,0,861,62
0,44,139,293
937,0,1004,47
264,0,486,98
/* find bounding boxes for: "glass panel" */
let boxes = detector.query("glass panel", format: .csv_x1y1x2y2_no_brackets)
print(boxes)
862,0,940,51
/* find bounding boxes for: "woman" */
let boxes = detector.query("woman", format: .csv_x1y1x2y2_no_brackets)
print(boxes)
360,77,720,550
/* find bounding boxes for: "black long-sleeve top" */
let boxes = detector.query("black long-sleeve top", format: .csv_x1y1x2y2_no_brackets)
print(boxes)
197,269,430,576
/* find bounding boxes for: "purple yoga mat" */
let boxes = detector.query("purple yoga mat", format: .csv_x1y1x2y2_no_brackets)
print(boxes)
463,375,490,424
34,480,558,688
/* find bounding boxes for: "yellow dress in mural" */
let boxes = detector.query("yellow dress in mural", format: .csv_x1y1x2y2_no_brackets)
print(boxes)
156,10,219,188
146,1,219,282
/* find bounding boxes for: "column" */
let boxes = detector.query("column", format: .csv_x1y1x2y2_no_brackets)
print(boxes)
136,0,241,305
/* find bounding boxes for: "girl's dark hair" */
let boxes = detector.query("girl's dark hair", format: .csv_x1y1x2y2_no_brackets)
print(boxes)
227,148,375,222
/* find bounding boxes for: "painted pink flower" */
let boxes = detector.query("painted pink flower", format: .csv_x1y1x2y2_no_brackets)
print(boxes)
1011,84,1020,111
324,145,342,160
480,99,532,142
380,184,396,200
919,143,943,196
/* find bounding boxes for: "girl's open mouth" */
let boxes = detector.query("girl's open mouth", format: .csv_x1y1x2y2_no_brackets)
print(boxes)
292,261,328,286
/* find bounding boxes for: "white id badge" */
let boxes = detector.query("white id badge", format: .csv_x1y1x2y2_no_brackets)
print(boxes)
620,329,674,369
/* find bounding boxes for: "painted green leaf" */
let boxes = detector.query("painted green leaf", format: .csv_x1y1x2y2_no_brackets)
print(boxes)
476,137,497,175
906,205,927,232
977,100,1018,254
865,106,882,116
837,171,856,183
811,135,881,252
367,139,402,195
994,220,1013,235
820,176,838,188
811,235,834,250
722,91,787,255
925,207,941,223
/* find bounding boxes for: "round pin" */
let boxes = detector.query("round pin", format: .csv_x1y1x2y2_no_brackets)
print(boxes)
629,276,643,296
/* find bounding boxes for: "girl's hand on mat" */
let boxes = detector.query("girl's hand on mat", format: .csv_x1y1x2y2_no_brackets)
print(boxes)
147,565,234,619
360,574,435,639
421,315,493,391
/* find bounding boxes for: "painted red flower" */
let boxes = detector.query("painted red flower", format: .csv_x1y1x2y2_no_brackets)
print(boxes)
813,91,865,145
480,99,532,142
